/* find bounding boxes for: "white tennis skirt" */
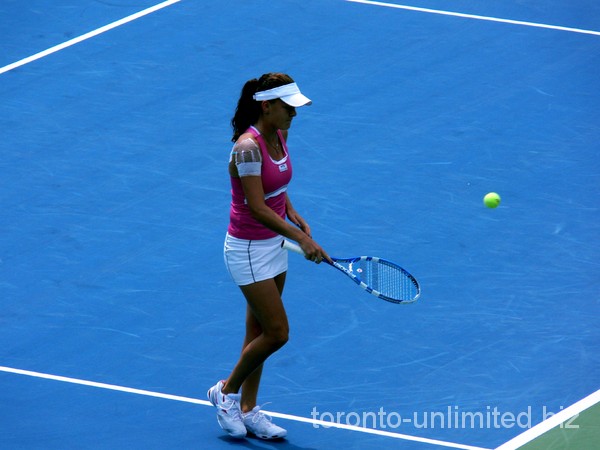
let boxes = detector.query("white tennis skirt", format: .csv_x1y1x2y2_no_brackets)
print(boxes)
224,233,288,286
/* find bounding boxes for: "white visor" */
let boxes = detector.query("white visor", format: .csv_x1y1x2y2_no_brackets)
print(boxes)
253,82,312,107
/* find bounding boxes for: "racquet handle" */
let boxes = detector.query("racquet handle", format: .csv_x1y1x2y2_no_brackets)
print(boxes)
281,239,305,255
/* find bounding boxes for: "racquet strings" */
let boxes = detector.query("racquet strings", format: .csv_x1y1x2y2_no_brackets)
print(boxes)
352,258,418,301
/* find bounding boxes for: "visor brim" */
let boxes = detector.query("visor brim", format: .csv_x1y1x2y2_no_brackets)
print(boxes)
280,93,312,107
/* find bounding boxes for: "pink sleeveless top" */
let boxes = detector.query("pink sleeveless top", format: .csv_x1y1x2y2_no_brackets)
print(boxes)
228,126,293,240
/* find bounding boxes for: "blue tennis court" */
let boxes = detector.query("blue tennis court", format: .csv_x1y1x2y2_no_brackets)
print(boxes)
1,1,599,449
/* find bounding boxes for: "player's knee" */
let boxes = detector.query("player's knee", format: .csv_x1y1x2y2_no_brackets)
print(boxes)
265,324,289,349
246,322,262,341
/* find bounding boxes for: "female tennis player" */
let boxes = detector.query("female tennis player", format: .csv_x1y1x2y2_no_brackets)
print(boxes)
207,73,330,440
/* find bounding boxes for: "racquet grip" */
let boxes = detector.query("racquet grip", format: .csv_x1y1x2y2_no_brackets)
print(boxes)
281,239,305,255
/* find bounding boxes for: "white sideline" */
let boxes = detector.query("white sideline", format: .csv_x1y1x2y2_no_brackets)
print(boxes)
0,0,181,75
495,388,600,450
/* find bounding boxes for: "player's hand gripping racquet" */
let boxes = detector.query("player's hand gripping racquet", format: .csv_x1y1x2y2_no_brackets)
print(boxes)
282,240,420,304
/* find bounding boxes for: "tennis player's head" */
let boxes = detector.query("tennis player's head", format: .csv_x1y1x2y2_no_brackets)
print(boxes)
231,73,311,142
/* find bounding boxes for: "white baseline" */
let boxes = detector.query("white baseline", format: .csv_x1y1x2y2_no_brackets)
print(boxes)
0,365,490,450
346,0,600,36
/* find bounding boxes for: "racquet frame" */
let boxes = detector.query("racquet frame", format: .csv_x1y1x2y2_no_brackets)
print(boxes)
282,239,420,304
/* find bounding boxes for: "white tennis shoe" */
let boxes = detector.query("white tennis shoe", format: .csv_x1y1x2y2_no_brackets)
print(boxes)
242,405,287,440
207,381,246,438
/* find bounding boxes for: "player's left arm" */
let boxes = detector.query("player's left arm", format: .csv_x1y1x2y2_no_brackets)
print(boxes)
285,194,311,238
280,130,313,237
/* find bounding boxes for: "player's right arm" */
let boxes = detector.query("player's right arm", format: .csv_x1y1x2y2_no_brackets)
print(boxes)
231,136,326,262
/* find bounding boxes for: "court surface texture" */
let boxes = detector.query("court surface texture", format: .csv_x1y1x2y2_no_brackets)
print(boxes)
1,1,599,449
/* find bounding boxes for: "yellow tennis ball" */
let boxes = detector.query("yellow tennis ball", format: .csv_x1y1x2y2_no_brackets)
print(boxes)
484,192,501,208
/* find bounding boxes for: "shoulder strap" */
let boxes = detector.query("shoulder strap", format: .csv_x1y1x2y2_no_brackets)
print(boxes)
245,126,267,158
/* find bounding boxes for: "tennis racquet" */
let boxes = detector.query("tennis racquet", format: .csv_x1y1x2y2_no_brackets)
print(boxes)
282,240,420,304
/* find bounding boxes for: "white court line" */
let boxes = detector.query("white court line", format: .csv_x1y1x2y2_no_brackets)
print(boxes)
495,388,600,450
0,365,490,450
0,365,210,405
0,0,181,76
346,0,600,36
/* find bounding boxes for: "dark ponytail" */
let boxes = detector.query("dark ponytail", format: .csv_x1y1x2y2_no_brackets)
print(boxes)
230,73,295,142
230,78,261,143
